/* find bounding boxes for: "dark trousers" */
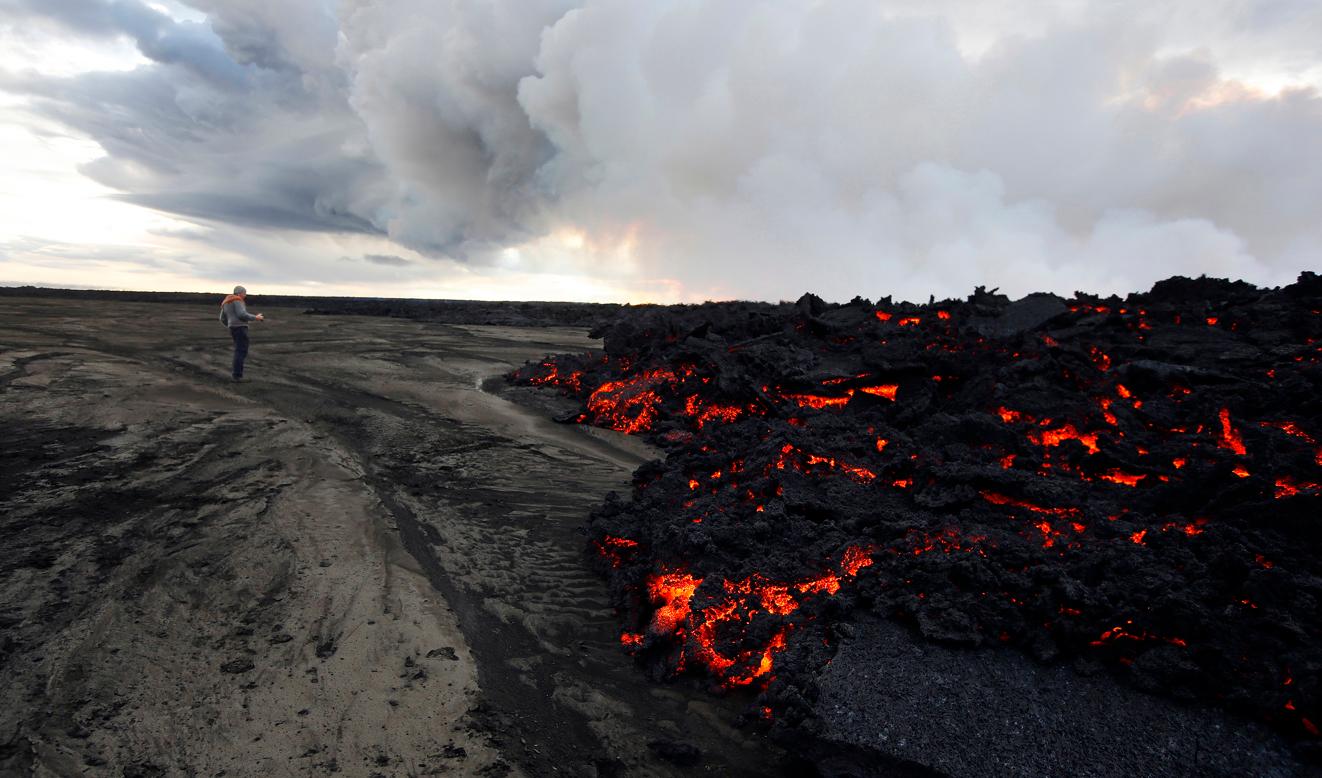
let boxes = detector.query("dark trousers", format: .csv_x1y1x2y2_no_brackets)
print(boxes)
230,326,250,378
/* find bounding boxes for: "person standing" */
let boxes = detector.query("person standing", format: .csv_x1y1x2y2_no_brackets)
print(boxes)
219,285,264,382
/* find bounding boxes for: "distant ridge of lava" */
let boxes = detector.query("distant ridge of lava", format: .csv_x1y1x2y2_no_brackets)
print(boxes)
511,273,1322,756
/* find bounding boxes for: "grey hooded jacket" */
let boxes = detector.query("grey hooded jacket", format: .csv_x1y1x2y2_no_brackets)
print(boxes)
219,298,259,328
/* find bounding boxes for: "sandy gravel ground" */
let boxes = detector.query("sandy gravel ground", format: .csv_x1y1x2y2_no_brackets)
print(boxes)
0,298,779,778
0,301,513,777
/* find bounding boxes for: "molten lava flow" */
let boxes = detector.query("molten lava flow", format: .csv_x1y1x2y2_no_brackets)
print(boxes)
647,570,701,634
821,373,871,385
1089,621,1186,649
796,572,841,595
637,545,876,688
1260,420,1322,465
595,535,640,568
587,368,678,434
683,395,759,429
728,629,788,686
1030,424,1101,454
904,527,989,557
840,545,874,576
690,600,739,675
1160,518,1209,537
777,381,900,410
1274,477,1321,499
528,360,584,392
516,274,1322,740
1034,521,1060,548
805,453,876,483
997,406,1026,423
775,443,877,484
779,392,852,410
981,490,1081,518
1099,470,1146,487
760,584,798,615
1097,396,1118,426
858,384,899,400
1217,407,1247,456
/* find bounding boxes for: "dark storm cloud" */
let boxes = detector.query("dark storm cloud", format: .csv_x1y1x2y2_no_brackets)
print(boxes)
0,0,247,87
3,0,1320,301
3,0,384,237
0,0,165,39
115,190,376,234
8,62,382,234
362,253,410,267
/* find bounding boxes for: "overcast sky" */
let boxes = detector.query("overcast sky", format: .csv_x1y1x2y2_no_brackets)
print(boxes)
0,0,1319,302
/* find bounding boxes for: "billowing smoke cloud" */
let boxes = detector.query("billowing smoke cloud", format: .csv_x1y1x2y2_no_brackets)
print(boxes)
2,0,1319,301
510,1,1320,299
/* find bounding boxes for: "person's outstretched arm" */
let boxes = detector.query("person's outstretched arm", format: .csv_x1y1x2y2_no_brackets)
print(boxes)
235,299,263,322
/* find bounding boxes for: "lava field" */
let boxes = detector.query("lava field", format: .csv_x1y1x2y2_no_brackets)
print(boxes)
510,274,1322,758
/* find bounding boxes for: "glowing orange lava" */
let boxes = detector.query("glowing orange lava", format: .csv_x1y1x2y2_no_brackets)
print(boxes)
647,570,701,634
858,384,900,400
1217,408,1247,456
981,490,1081,518
1100,470,1146,487
780,392,852,410
1030,424,1100,455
